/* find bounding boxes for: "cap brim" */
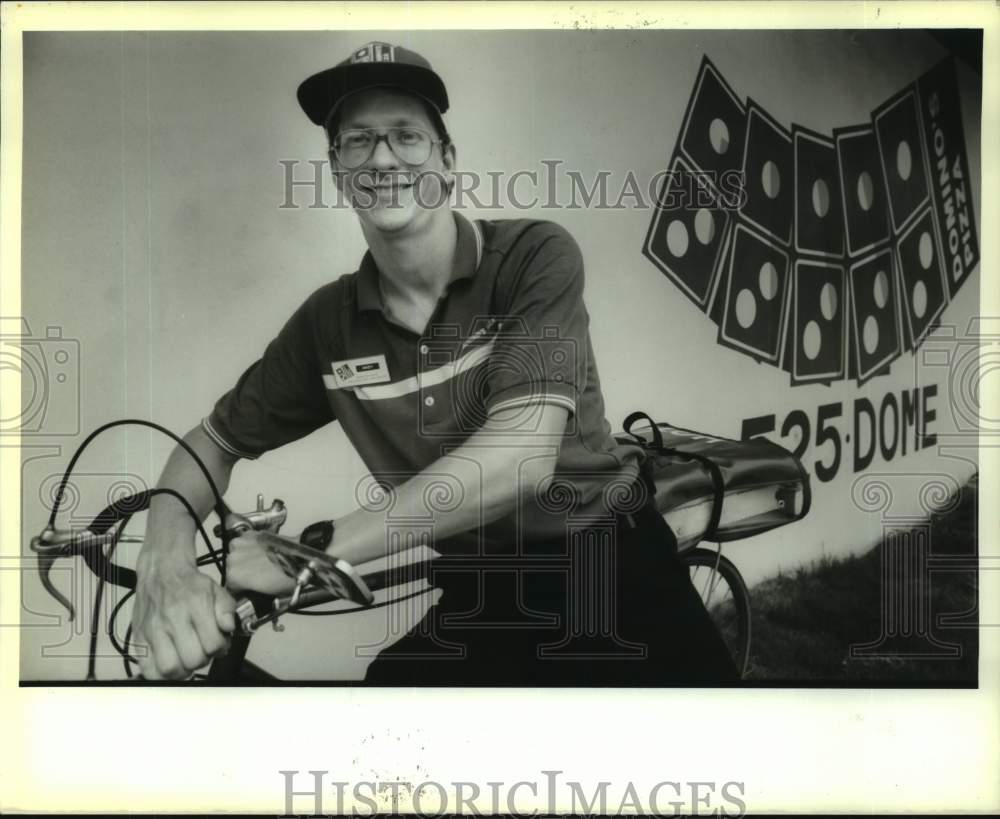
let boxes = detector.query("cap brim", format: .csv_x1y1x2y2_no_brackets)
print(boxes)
297,62,449,126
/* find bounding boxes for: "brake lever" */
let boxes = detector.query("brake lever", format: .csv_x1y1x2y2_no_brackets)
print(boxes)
230,532,374,635
214,495,286,539
29,526,138,620
31,530,77,621
256,531,374,605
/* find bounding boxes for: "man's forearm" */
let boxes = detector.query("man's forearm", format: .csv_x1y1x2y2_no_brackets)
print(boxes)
140,424,239,571
329,405,567,567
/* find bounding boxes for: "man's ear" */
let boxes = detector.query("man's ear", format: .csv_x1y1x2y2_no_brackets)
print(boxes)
442,142,457,193
328,150,346,192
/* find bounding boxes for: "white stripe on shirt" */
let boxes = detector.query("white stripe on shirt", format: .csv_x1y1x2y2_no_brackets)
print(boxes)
324,339,494,401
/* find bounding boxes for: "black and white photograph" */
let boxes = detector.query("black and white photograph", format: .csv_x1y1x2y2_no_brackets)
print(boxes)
2,1,997,815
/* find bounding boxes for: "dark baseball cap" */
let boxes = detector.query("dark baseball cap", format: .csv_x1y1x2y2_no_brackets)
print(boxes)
297,41,449,128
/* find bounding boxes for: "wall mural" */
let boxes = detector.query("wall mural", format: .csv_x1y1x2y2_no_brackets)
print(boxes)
644,56,979,388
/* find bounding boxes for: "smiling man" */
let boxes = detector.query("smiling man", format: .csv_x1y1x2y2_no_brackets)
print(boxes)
131,41,738,684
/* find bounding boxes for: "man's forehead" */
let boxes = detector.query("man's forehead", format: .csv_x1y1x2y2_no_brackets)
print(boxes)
337,89,435,127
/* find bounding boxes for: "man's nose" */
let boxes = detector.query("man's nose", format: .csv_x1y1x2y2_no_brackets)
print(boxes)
368,137,400,169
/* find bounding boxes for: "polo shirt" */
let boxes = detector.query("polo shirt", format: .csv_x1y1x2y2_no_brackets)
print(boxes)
203,212,645,542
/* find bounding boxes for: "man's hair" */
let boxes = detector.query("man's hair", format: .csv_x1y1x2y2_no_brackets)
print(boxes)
324,93,451,153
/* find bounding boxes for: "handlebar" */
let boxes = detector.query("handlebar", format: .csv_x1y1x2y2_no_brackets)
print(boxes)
30,491,375,637
31,520,140,621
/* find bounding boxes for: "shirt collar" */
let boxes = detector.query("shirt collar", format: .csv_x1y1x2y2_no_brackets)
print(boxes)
356,212,483,314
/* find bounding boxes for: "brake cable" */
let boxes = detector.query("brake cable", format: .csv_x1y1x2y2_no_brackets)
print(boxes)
86,538,115,681
39,418,438,679
85,486,224,679
46,419,236,585
38,418,235,679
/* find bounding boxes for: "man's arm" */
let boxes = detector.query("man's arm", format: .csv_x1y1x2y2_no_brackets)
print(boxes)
328,402,569,566
131,424,241,680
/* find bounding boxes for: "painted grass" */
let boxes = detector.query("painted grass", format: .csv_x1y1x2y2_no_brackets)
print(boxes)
744,476,979,683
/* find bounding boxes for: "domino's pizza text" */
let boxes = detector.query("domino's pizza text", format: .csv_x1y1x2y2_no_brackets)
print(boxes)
926,91,975,287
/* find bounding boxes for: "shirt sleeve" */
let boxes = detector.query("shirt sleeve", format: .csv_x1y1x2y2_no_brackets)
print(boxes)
202,292,334,459
485,223,588,419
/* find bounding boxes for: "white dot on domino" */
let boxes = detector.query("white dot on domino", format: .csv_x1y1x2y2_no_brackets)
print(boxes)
919,232,933,270
803,320,822,361
667,219,689,258
694,209,715,245
736,288,757,329
912,280,928,319
863,314,880,355
873,270,889,309
857,171,874,212
812,178,829,218
761,160,780,199
710,118,730,155
897,140,912,181
819,282,838,321
758,262,778,301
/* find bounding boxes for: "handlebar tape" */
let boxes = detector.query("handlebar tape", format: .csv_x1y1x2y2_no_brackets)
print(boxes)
87,490,154,535
79,493,157,589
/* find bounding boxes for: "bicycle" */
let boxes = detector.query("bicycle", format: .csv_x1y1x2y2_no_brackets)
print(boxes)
28,416,809,681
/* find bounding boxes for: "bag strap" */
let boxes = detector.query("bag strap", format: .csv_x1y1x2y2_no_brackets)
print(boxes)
622,410,664,449
623,410,727,541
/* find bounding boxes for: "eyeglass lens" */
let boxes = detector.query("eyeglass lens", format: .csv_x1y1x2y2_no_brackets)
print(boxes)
335,128,433,168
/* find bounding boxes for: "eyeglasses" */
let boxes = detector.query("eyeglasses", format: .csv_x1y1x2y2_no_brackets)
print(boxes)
330,127,445,169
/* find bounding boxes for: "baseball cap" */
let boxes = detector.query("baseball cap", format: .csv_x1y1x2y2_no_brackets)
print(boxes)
297,41,449,129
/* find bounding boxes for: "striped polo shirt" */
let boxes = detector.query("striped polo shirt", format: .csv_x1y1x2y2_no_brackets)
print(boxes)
204,212,644,542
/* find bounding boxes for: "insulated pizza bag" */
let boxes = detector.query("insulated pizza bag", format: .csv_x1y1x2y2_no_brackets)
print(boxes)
616,411,811,550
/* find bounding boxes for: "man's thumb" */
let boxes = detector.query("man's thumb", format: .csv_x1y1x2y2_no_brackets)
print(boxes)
213,586,237,634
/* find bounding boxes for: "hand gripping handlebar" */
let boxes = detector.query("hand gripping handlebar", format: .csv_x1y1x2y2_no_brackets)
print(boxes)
30,491,374,634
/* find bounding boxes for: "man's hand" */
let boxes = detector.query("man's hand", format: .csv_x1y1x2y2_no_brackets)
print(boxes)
132,555,237,680
225,531,298,596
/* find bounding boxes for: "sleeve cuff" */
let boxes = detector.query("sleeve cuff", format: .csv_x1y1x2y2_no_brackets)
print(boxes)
486,383,577,418
201,416,261,460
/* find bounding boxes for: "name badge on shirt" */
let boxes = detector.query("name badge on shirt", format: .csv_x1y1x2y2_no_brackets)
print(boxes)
325,354,391,389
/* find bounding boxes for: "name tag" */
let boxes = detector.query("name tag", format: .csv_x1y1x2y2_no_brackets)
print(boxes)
324,354,390,389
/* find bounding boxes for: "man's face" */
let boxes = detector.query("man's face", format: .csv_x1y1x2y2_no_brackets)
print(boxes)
331,88,455,234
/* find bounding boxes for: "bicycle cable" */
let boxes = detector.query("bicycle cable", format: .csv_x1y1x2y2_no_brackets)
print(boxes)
86,538,116,681
46,419,237,585
49,419,438,678
113,553,220,677
94,486,225,677
111,552,234,675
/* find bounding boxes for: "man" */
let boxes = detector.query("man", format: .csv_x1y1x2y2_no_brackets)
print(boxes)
132,41,737,683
